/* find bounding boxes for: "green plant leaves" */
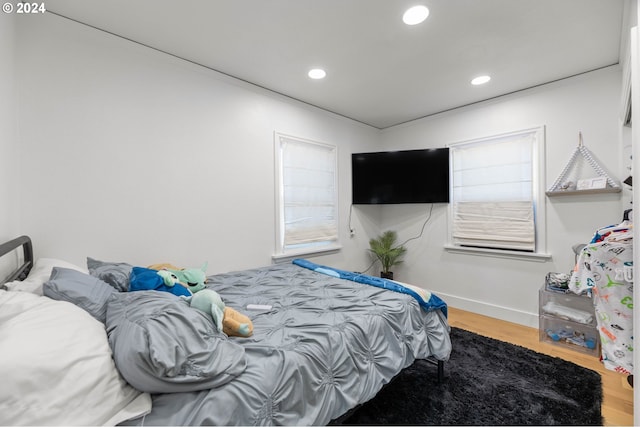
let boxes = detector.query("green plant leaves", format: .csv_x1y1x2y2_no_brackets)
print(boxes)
368,230,407,274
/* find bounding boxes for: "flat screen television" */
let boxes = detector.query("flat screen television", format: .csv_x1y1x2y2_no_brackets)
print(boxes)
351,148,449,204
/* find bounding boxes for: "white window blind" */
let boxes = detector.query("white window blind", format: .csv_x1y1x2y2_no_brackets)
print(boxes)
450,129,539,252
276,134,338,252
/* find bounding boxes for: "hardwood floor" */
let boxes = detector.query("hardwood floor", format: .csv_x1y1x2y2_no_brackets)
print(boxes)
448,307,633,426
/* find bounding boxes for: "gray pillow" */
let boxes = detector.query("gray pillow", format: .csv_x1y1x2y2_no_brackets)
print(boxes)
43,267,116,323
87,257,133,292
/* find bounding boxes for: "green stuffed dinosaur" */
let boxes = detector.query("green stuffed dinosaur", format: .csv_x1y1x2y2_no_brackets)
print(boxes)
169,262,208,293
190,289,254,337
148,262,208,293
190,288,226,331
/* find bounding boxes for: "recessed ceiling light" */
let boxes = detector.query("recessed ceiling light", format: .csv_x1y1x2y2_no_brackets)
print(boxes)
308,68,326,79
471,75,491,85
403,5,429,25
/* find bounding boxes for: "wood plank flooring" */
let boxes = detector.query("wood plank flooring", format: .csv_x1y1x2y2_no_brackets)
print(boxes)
448,307,633,426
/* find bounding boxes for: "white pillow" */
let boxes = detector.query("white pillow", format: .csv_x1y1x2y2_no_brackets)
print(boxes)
4,258,87,295
0,290,151,425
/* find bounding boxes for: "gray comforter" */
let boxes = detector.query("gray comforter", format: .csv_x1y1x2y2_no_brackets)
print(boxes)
112,262,451,426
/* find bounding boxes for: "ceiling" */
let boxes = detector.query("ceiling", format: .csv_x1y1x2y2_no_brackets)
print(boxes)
45,0,626,129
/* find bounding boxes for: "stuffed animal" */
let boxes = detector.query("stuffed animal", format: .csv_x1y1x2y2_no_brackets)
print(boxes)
148,263,182,271
129,266,191,297
222,306,254,338
148,262,208,293
157,270,181,287
148,263,252,337
189,289,253,337
190,288,225,331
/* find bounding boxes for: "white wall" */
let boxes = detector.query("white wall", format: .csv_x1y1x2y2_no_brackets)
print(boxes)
14,13,378,273
12,12,626,328
0,11,19,242
371,67,624,326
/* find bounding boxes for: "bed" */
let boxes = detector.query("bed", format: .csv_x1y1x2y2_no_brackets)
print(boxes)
0,235,451,426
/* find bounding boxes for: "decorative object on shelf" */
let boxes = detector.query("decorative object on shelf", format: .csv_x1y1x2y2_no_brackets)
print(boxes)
546,132,621,196
368,230,406,280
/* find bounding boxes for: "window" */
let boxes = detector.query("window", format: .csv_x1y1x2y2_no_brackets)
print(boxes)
274,133,339,258
448,127,546,257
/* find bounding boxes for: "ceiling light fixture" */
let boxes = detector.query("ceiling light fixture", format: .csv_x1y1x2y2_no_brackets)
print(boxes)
403,5,429,25
471,75,491,85
308,68,327,79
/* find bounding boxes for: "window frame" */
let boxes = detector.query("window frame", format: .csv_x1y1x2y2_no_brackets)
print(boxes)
445,126,550,261
273,132,341,262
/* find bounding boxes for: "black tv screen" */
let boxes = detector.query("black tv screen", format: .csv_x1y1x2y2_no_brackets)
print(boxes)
352,148,449,204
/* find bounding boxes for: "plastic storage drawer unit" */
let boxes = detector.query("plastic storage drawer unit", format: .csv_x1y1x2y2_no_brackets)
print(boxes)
539,315,600,355
539,284,599,356
539,287,596,326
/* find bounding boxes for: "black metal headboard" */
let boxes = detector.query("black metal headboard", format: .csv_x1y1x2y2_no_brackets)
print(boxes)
0,235,33,285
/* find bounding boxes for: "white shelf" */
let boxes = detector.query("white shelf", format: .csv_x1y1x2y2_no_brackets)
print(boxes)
547,132,621,195
546,187,622,197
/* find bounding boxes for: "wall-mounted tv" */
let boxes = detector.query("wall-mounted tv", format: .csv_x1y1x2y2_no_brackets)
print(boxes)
351,148,449,204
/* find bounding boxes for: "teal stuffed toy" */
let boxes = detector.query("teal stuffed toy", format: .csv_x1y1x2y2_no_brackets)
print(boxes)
190,289,226,332
189,289,253,337
169,262,208,293
156,270,182,287
148,262,208,293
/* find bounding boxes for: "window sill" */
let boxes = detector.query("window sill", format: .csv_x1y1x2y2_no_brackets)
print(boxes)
272,244,342,264
443,244,552,262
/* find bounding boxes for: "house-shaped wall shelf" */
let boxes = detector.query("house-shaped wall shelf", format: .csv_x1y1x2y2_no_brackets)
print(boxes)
546,132,621,197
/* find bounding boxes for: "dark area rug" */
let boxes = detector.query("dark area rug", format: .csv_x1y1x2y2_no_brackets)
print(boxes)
340,327,603,425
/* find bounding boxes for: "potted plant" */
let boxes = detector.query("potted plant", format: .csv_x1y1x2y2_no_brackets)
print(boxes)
368,230,407,280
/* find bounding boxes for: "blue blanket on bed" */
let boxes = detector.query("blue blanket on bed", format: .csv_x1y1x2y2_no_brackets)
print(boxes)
292,258,447,317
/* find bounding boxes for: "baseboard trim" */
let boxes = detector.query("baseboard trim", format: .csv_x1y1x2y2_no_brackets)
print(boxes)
439,291,539,328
